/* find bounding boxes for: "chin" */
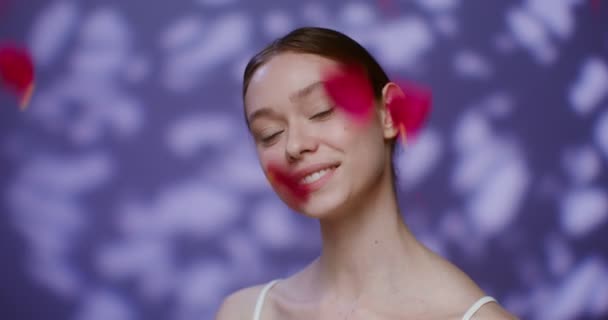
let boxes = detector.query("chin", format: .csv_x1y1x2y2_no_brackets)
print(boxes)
297,190,350,219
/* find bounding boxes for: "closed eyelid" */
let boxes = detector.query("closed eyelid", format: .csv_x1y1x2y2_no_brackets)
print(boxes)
309,106,334,118
252,124,280,137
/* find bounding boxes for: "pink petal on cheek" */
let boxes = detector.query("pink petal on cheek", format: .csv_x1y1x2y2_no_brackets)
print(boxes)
266,163,310,206
0,44,35,110
387,80,432,143
322,64,375,124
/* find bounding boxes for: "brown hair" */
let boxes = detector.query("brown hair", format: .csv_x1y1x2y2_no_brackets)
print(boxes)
243,27,390,104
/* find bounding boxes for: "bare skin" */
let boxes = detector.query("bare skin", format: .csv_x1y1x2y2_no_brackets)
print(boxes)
216,52,518,320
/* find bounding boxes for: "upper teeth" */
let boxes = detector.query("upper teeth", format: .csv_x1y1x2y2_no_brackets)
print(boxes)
300,166,335,184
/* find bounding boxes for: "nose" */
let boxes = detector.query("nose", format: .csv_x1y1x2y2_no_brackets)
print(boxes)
285,123,317,162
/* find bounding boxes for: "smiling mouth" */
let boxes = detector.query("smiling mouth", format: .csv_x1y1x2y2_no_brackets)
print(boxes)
299,165,339,185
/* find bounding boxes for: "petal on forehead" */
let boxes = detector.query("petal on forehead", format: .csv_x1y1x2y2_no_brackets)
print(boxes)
322,64,375,124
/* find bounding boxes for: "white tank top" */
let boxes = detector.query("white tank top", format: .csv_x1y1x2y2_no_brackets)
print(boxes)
252,279,498,320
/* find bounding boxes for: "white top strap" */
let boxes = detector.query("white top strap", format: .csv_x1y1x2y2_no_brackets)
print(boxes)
462,296,497,320
252,279,281,320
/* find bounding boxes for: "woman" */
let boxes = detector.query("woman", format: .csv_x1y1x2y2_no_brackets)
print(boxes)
216,27,517,320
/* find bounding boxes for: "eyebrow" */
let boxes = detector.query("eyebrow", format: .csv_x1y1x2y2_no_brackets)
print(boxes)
289,81,324,102
246,81,324,126
246,107,279,128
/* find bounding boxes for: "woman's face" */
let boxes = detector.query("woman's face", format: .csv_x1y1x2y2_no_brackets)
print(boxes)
244,52,396,218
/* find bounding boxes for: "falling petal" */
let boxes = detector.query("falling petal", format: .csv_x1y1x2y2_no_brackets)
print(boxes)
387,80,432,144
591,0,600,12
376,0,397,17
0,44,35,110
266,163,310,207
322,63,375,124
0,0,12,19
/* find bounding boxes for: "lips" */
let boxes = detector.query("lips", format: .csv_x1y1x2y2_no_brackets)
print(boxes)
299,165,339,185
266,163,311,206
265,162,341,206
293,162,341,183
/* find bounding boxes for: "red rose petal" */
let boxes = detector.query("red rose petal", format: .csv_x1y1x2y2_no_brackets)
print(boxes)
266,162,310,207
387,80,432,144
322,64,375,124
0,44,35,110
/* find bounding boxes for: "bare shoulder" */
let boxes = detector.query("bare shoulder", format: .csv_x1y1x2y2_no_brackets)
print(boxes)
215,283,268,320
421,248,517,319
471,301,520,320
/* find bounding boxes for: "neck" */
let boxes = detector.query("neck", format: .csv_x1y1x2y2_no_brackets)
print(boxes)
313,167,425,303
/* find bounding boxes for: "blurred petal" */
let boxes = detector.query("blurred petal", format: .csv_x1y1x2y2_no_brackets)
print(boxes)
266,163,310,206
322,64,375,124
0,0,12,18
387,80,432,144
0,44,35,109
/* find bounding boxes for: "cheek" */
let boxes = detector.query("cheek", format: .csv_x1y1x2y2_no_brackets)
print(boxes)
333,124,386,181
258,148,276,168
318,112,360,147
256,147,283,169
325,115,377,152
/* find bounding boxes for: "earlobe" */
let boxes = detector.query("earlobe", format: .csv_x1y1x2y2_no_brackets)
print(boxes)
380,82,402,139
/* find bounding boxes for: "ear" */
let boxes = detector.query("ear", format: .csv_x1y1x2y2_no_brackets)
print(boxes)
379,82,402,140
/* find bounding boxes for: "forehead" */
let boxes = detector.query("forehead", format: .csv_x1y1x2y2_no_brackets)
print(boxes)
244,52,338,113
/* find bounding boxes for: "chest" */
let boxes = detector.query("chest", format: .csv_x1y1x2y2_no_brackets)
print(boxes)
264,299,464,320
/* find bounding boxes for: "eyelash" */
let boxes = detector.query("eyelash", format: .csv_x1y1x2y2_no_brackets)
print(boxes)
310,107,334,120
261,131,283,144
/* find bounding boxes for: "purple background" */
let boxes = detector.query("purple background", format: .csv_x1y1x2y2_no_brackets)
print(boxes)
1,1,608,319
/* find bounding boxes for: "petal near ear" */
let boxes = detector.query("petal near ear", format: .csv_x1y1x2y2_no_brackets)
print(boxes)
383,80,432,144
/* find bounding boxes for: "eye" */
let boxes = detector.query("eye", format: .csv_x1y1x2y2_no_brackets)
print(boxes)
260,131,283,144
310,107,334,120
